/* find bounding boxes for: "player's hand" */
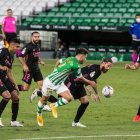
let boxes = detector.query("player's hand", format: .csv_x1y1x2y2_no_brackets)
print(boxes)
2,34,6,39
23,64,29,72
132,34,137,40
0,66,9,71
91,94,101,102
125,64,130,69
40,60,45,66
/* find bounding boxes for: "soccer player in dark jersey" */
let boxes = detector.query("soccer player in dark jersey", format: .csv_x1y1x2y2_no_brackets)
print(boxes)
17,31,56,111
64,58,113,127
125,53,140,122
0,38,23,127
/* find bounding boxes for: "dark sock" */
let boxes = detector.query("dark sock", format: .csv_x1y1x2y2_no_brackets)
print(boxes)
48,95,58,103
0,99,9,117
137,105,140,115
74,102,89,123
37,90,42,97
18,85,24,91
11,102,19,121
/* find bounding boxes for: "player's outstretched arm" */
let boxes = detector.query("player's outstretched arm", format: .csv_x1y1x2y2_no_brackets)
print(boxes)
86,84,101,102
125,62,140,70
19,57,29,72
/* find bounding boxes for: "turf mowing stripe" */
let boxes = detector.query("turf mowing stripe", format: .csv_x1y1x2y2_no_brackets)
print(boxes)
10,134,140,140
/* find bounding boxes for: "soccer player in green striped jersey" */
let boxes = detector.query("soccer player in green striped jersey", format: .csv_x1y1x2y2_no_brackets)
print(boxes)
37,48,96,126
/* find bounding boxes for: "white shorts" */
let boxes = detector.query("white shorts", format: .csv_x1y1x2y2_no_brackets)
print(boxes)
42,77,69,96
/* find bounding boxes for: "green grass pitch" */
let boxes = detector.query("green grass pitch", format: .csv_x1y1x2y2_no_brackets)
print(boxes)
0,59,140,140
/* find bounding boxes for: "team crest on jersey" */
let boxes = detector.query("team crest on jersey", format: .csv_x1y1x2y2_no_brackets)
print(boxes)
21,48,26,54
77,68,81,74
90,71,95,78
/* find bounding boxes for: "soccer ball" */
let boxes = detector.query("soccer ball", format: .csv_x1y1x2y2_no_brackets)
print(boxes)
111,56,118,63
102,86,114,97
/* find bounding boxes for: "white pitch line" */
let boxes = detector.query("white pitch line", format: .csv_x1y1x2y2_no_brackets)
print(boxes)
10,134,140,140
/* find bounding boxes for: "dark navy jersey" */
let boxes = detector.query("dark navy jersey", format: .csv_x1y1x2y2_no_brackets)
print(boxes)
65,64,101,85
20,42,40,70
0,48,14,77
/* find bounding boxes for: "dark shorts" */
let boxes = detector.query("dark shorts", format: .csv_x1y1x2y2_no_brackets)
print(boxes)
0,77,16,95
131,40,140,52
5,32,17,44
65,79,87,99
22,69,43,85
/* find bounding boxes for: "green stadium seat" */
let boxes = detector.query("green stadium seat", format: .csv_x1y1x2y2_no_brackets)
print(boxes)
114,3,122,8
41,18,51,24
114,13,123,17
118,0,126,3
110,8,118,13
71,2,80,7
49,18,59,25
75,18,84,25
64,2,72,7
72,12,81,16
55,12,64,17
123,13,131,17
85,8,93,13
127,0,134,3
33,17,42,24
102,8,110,13
105,3,114,8
101,18,109,25
83,18,92,25
68,7,76,13
51,7,59,12
39,12,46,16
101,0,109,3
59,7,68,12
118,8,127,13
25,17,34,22
97,3,105,8
105,13,114,17
81,13,89,17
93,8,102,13
70,18,77,25
131,3,139,8
87,51,97,60
76,7,84,13
127,19,134,24
89,3,97,8
63,12,72,16
80,3,88,8
127,8,135,13
47,12,56,16
110,0,118,3
122,3,130,8
58,17,69,25
123,53,132,61
92,0,100,2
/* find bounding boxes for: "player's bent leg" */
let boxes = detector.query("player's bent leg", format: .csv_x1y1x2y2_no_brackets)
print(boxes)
18,83,30,91
72,96,89,128
50,90,72,118
37,95,50,126
10,90,23,127
0,91,11,127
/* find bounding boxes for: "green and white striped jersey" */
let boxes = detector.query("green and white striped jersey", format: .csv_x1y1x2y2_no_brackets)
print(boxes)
48,57,82,85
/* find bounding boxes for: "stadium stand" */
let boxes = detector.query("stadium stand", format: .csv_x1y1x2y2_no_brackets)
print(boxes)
20,0,140,27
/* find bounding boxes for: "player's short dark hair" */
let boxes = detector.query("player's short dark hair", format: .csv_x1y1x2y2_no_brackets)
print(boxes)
102,58,113,63
31,31,40,36
7,9,12,12
9,38,20,44
135,14,140,17
76,48,88,55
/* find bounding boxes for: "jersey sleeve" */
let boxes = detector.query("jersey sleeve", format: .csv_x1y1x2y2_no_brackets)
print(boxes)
59,58,66,64
2,17,6,25
20,45,28,57
0,49,4,60
71,60,82,78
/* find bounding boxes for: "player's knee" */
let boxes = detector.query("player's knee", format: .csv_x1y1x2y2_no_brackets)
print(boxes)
67,96,73,102
81,102,89,108
3,97,11,102
81,101,89,106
